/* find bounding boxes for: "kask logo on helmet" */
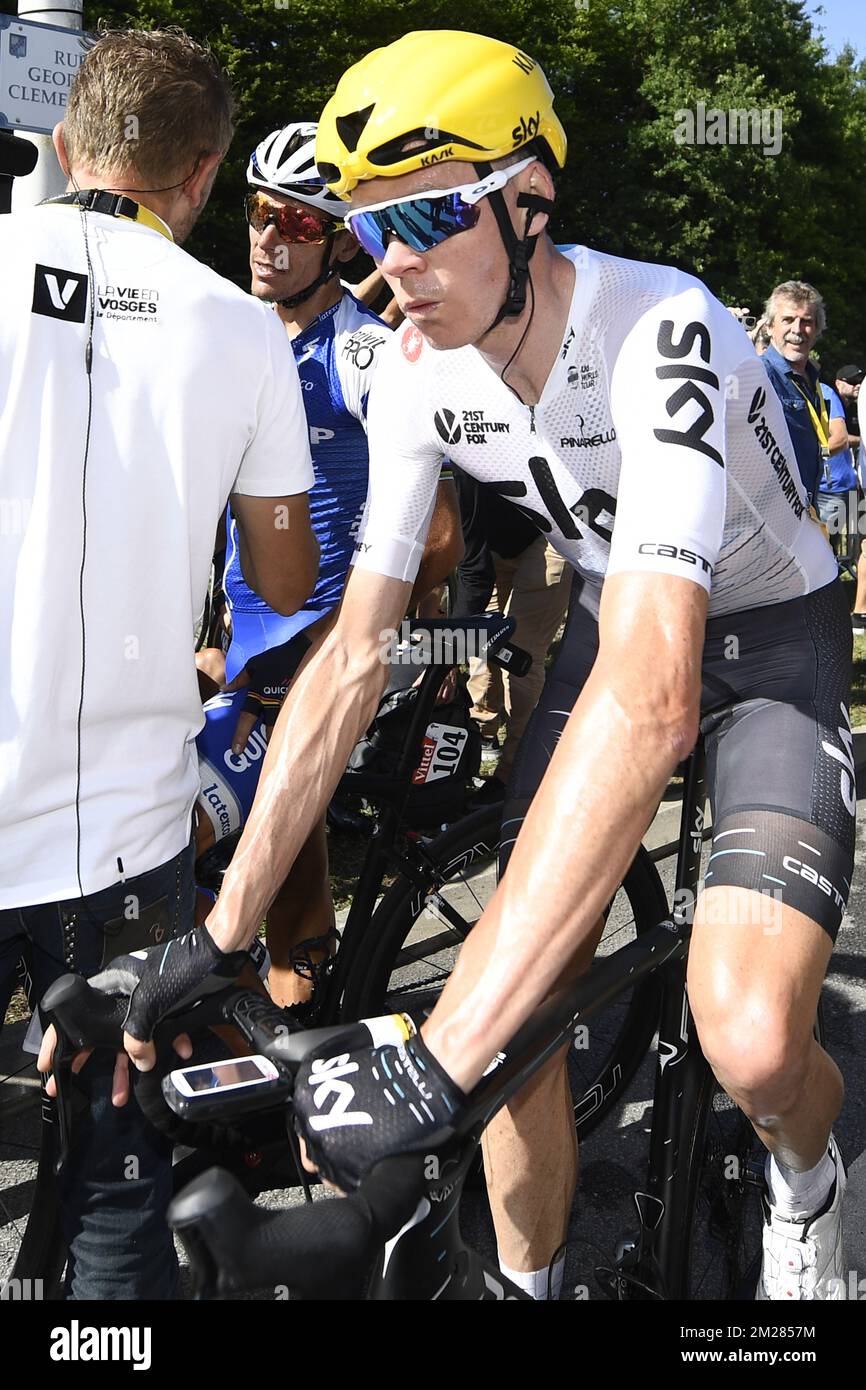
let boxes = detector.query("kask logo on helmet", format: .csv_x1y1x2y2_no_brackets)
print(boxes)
421,147,454,167
512,50,535,75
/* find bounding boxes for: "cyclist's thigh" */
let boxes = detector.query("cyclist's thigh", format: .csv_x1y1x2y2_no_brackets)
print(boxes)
700,579,854,945
500,567,597,874
196,688,267,847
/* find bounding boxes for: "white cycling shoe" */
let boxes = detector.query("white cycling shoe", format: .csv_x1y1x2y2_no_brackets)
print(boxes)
757,1137,846,1300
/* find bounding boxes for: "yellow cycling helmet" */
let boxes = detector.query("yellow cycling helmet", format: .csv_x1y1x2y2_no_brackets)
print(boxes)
316,30,567,197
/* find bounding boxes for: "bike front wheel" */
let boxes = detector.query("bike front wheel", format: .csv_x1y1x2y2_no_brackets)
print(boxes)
339,807,668,1142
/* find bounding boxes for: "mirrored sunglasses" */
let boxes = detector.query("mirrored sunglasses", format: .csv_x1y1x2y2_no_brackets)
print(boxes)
344,156,535,261
245,191,343,243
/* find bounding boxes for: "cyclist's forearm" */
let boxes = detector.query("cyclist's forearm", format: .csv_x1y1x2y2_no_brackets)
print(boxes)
422,669,696,1089
206,634,387,951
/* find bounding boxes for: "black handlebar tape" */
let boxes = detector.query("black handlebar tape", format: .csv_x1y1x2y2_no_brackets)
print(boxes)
42,949,268,1056
225,1008,392,1072
168,1167,377,1299
224,990,307,1059
489,642,532,677
40,974,128,1050
342,1152,429,1240
132,1031,246,1150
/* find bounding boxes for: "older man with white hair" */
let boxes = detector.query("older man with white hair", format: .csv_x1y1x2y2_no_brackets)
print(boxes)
760,280,830,506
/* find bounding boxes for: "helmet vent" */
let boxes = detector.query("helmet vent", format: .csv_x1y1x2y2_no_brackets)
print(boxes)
336,105,376,153
368,127,485,168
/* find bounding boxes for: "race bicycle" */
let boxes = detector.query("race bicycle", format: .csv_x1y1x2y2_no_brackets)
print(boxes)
28,729,777,1300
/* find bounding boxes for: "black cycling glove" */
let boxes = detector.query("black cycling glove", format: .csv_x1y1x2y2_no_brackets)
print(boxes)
89,923,251,1043
293,1033,465,1191
242,633,311,728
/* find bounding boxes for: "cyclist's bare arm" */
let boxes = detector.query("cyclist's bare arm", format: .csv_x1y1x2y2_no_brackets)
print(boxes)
421,568,706,1091
410,477,463,608
204,564,412,948
230,490,319,615
350,266,386,307
349,266,403,325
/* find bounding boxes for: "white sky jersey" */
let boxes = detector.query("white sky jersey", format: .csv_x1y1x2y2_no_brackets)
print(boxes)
356,246,836,614
0,205,313,908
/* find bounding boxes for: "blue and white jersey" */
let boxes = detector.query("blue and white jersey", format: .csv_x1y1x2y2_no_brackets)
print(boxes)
223,291,391,680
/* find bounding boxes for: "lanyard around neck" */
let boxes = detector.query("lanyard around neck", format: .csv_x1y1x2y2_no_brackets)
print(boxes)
42,189,174,241
790,373,830,450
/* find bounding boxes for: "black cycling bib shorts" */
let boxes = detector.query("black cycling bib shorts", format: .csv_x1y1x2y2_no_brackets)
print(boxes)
501,573,854,941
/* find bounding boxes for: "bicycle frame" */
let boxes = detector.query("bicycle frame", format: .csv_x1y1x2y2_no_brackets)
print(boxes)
318,620,515,1021
41,734,730,1303
364,742,716,1301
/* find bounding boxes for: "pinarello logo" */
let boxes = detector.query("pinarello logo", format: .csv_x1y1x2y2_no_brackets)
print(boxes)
402,325,423,363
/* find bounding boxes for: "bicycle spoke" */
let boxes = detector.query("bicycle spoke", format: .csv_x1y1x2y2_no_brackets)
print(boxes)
0,1058,39,1086
0,1178,36,1280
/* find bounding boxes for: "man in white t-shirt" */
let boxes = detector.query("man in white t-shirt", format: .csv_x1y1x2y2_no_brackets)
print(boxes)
0,29,317,1298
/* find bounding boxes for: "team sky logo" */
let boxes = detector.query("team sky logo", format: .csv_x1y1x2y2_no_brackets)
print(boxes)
652,320,723,467
511,111,540,147
434,407,510,446
31,264,88,322
821,703,857,818
494,468,617,545
341,329,387,370
560,326,575,359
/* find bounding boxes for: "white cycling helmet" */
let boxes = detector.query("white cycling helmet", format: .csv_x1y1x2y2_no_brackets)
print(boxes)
247,123,346,219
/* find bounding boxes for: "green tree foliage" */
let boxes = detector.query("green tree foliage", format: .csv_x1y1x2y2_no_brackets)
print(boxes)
79,0,865,361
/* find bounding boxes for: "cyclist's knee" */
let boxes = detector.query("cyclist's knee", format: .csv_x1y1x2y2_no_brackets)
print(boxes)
693,999,812,1116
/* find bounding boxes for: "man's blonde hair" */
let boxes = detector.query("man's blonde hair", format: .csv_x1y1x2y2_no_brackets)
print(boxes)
64,27,234,188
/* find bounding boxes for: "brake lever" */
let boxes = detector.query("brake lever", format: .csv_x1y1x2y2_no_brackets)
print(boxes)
40,1016,75,1174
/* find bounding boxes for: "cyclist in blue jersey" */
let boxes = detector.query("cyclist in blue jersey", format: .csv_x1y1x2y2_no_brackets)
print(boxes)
195,124,461,1007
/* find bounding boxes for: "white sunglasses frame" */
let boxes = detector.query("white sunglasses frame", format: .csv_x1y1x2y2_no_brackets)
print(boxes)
343,155,537,230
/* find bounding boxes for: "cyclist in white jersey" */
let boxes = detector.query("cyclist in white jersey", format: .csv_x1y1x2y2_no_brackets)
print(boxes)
99,32,852,1301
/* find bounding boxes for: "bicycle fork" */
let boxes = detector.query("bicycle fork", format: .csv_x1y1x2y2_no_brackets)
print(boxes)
600,743,712,1300
599,956,712,1300
367,1132,531,1301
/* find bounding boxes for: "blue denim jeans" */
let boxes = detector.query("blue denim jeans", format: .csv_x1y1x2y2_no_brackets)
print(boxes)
0,841,194,1299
